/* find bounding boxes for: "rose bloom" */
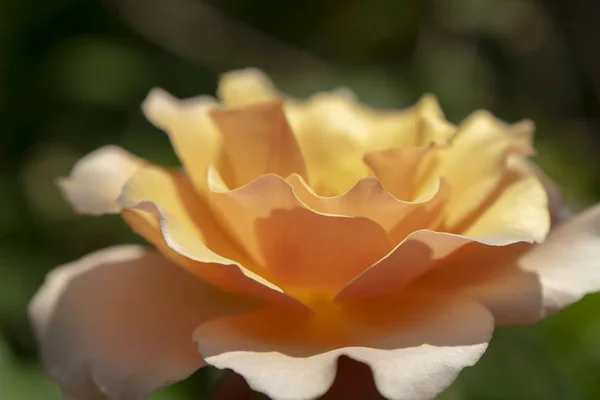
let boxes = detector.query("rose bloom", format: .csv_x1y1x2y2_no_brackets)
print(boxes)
30,69,600,400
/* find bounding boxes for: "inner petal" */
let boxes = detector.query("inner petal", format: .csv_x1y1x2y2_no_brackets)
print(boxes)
207,174,393,301
209,101,308,189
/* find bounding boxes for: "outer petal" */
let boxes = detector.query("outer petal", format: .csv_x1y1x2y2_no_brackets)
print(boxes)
417,204,600,326
515,204,600,316
29,245,257,400
57,146,145,215
141,88,221,193
209,101,308,188
117,167,300,307
195,291,494,400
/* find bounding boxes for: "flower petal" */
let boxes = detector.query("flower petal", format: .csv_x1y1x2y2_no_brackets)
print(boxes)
217,68,280,107
336,230,482,301
411,242,540,326
460,166,550,244
515,204,600,316
285,93,454,196
117,167,300,307
435,111,534,231
286,174,448,243
195,291,493,400
141,88,221,192
29,245,256,400
208,174,393,298
511,157,571,225
363,145,444,202
209,101,308,188
57,146,145,215
416,204,600,326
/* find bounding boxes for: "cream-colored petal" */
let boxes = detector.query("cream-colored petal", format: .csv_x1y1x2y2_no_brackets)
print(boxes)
29,245,256,400
209,101,308,188
518,204,600,315
141,88,221,192
217,68,280,107
195,291,493,400
57,146,145,215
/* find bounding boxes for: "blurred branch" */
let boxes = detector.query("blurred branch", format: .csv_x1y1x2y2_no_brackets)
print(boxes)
105,0,332,78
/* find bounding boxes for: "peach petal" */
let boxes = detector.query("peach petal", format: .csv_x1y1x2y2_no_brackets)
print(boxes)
117,167,301,307
286,174,448,242
363,145,443,202
210,101,308,188
28,245,256,400
141,88,221,192
121,202,300,308
195,292,493,400
208,174,393,296
336,231,484,301
57,146,145,215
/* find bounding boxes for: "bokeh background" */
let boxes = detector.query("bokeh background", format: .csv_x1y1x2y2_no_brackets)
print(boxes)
2,0,600,398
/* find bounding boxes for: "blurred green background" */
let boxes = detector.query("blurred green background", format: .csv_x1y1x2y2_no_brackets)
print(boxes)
2,0,600,398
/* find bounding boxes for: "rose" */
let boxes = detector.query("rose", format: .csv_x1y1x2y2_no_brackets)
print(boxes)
29,68,600,400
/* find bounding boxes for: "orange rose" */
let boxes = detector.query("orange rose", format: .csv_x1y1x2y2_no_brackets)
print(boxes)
30,69,600,400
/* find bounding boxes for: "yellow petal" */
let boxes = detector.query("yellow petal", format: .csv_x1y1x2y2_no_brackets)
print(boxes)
434,111,534,230
141,88,221,192
57,146,145,215
28,245,256,399
511,157,571,225
461,167,550,244
217,68,279,107
209,101,308,188
286,93,454,196
194,290,493,400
